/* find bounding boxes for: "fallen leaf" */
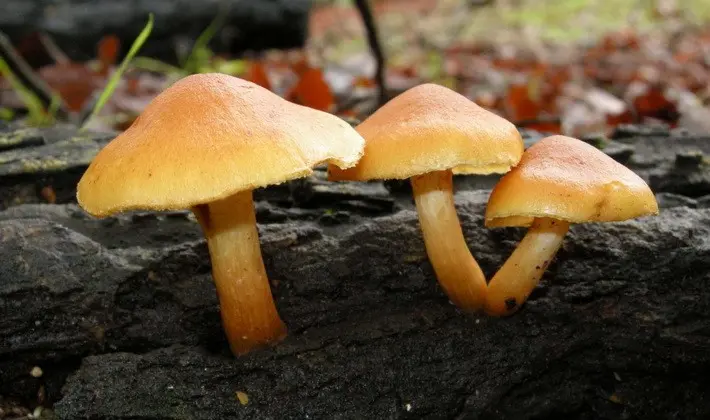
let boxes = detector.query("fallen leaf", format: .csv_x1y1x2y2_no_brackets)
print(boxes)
505,82,540,122
244,62,272,91
97,35,121,76
286,67,334,112
38,63,102,112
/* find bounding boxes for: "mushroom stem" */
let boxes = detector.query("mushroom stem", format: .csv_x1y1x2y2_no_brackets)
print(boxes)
410,169,487,312
484,217,570,316
192,190,287,355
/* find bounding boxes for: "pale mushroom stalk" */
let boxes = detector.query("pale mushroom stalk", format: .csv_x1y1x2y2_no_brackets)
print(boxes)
411,169,488,312
193,190,286,355
485,217,570,316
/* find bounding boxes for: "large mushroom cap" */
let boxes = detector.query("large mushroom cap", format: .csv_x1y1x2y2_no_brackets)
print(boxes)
77,73,365,217
328,83,524,181
485,135,659,228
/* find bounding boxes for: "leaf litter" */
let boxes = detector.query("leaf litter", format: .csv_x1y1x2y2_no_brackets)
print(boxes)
1,0,710,138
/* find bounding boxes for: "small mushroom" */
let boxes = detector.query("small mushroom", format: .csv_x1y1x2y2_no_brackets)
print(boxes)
329,83,524,312
484,135,659,316
77,73,365,355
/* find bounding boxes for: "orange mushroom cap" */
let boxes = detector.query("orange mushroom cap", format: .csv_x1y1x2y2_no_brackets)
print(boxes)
328,83,524,181
485,135,659,228
77,73,364,217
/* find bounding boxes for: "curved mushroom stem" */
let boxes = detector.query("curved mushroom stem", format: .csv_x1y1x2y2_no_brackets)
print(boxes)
411,169,487,312
193,190,286,356
484,217,570,316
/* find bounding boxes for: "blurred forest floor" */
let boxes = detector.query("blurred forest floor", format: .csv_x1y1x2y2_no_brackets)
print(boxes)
2,0,710,138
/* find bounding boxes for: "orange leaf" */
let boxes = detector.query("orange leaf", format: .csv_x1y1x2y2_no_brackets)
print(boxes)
628,83,679,124
388,66,417,79
97,35,120,76
505,82,540,122
291,54,310,76
352,76,375,88
527,120,562,134
39,63,102,111
245,62,272,91
606,110,634,127
286,68,334,112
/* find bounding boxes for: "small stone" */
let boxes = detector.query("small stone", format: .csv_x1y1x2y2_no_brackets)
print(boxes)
236,391,249,406
30,366,43,378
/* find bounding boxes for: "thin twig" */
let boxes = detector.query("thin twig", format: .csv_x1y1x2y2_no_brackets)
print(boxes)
38,32,70,65
0,31,70,120
353,0,387,106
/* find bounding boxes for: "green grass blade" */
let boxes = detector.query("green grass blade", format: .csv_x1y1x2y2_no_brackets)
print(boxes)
81,13,154,130
0,57,49,125
130,56,184,76
182,7,229,74
47,94,61,122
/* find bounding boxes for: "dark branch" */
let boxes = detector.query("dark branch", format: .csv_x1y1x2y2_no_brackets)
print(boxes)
354,0,387,106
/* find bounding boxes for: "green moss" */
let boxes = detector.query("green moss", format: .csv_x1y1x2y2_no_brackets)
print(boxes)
67,134,100,144
20,157,70,173
0,128,41,147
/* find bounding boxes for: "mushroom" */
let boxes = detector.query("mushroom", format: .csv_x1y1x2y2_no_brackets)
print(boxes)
483,135,659,316
76,73,365,355
328,83,524,312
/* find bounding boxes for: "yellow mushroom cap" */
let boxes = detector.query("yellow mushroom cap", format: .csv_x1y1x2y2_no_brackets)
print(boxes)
77,73,365,217
327,83,524,181
485,135,659,228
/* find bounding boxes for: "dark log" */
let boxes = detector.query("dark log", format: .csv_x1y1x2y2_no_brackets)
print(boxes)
0,123,709,419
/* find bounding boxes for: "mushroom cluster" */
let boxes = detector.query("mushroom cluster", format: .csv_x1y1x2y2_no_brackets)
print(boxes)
77,74,659,357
